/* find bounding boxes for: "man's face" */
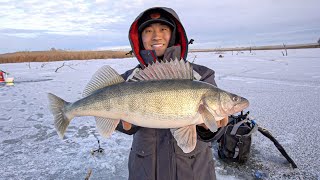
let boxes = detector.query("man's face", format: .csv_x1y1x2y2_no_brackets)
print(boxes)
141,23,172,57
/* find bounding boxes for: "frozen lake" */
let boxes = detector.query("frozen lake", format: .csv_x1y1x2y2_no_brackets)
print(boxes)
1,48,319,179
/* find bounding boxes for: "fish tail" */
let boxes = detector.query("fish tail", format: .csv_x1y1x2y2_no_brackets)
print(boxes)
47,93,72,139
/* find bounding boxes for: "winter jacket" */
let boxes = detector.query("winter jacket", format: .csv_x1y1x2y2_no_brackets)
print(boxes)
116,7,218,180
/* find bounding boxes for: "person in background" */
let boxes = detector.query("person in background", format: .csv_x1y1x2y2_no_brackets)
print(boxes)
116,7,228,180
0,70,9,82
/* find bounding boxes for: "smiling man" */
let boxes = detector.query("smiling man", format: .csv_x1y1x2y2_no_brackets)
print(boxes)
141,22,172,57
116,7,228,180
138,12,174,58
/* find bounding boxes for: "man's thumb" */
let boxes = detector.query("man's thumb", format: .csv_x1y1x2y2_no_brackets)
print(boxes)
122,121,132,131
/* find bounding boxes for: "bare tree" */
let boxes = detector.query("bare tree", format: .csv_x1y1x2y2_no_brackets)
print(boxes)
55,62,76,72
41,63,48,68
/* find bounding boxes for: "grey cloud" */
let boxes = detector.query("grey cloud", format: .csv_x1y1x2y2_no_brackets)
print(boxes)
0,29,129,54
0,28,47,33
0,0,319,53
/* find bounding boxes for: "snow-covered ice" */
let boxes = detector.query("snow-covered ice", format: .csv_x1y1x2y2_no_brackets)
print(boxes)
0,48,319,179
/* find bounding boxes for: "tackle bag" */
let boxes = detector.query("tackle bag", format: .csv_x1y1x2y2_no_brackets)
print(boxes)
215,111,297,168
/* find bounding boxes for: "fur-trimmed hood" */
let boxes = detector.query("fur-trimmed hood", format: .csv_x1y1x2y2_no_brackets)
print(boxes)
128,7,188,66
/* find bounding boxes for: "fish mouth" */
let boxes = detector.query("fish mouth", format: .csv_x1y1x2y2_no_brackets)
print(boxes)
233,98,249,112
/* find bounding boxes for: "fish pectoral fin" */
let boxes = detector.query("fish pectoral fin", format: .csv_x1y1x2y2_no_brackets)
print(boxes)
95,117,120,138
198,104,218,133
170,125,197,153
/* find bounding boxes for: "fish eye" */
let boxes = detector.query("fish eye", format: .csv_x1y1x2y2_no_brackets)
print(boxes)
232,96,240,102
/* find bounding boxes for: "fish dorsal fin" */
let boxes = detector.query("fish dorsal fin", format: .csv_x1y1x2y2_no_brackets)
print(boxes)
83,65,125,97
133,58,193,81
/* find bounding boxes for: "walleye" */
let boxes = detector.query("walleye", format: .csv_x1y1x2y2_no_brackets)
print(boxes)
48,59,249,153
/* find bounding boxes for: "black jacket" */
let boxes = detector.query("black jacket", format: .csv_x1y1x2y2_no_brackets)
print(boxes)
117,7,218,180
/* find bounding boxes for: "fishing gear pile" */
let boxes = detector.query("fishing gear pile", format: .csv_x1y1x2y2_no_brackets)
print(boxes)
215,111,297,168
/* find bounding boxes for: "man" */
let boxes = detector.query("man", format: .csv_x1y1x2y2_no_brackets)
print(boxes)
116,7,228,180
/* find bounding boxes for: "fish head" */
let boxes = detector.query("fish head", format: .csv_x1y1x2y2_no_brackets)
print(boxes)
219,91,249,115
203,90,249,117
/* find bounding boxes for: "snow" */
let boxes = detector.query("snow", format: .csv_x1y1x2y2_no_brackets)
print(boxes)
1,48,320,179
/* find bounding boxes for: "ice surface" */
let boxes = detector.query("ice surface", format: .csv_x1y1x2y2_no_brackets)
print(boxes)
0,48,319,179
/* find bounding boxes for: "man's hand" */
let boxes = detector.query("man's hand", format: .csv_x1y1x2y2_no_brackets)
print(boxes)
198,116,229,130
122,120,132,131
217,116,229,127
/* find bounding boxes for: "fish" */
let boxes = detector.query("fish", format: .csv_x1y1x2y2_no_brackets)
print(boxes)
48,59,249,153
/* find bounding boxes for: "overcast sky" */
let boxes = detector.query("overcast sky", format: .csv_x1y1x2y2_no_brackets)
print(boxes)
0,0,319,54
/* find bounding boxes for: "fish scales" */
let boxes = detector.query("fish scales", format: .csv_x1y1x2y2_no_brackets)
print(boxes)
119,80,209,119
68,79,212,122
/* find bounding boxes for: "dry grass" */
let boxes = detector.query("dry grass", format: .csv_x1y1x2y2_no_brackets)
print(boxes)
190,43,320,53
1,43,319,64
0,50,133,64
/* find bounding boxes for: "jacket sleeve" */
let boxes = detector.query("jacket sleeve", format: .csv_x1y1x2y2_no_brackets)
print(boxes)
115,66,142,135
192,63,220,142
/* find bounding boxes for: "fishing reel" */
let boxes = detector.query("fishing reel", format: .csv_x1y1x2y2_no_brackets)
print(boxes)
90,140,104,155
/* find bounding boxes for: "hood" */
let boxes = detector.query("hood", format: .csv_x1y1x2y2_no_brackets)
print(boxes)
128,7,188,66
